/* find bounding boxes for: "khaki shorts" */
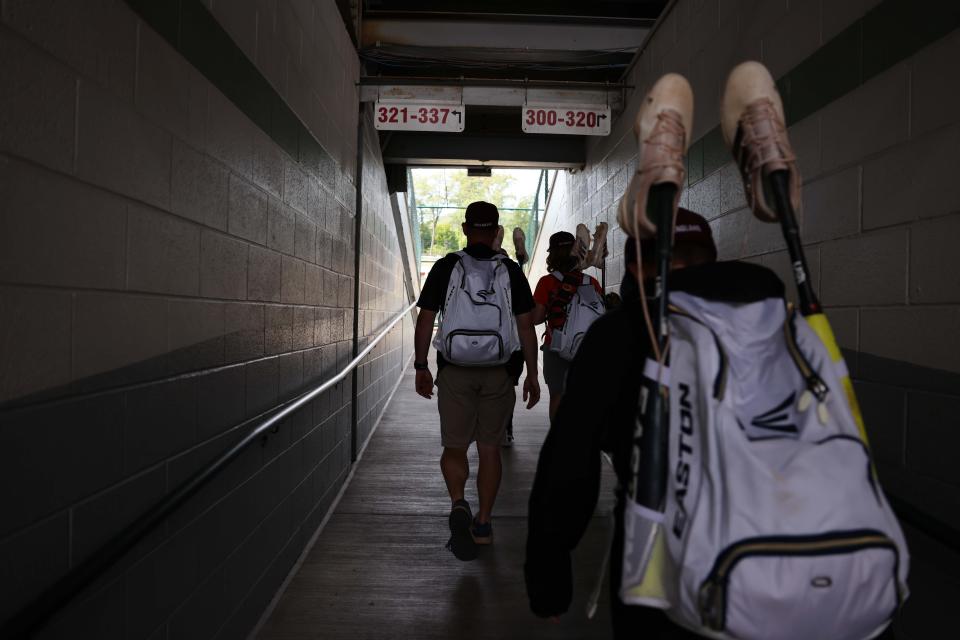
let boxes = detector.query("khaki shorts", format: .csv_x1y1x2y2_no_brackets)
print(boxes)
436,365,516,448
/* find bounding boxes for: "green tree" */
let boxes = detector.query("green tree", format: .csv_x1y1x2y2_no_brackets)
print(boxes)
431,222,464,254
414,169,536,257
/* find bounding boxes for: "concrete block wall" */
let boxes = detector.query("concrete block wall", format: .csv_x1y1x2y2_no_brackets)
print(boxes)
535,2,960,636
0,0,413,637
355,109,413,453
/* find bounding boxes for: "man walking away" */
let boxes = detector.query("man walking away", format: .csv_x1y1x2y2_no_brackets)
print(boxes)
415,201,541,561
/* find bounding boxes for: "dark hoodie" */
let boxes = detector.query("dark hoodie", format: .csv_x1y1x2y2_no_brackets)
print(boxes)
524,261,784,638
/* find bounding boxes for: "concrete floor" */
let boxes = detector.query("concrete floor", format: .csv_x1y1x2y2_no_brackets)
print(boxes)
255,360,618,640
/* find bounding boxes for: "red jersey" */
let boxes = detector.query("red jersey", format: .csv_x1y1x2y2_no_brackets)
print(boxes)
533,272,603,346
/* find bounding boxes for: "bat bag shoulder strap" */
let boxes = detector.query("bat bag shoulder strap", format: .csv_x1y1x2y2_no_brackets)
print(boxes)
546,271,584,331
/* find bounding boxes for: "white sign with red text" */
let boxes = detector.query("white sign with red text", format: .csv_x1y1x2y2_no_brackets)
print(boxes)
521,105,611,136
374,102,465,132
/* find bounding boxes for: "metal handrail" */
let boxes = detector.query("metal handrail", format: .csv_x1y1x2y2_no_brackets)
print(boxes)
1,301,418,639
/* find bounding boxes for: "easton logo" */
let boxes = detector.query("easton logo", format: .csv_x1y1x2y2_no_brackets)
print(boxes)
750,393,799,434
673,382,694,539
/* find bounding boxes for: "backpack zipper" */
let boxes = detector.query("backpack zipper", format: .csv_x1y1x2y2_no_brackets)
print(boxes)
445,330,504,361
783,311,829,410
698,530,901,631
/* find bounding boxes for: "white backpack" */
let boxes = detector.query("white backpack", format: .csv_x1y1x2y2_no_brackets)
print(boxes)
547,272,604,361
621,291,909,640
433,251,521,367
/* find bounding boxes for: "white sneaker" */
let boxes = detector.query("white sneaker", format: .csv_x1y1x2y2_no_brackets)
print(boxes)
574,223,591,270
721,61,801,223
616,73,693,239
588,222,609,269
512,227,528,266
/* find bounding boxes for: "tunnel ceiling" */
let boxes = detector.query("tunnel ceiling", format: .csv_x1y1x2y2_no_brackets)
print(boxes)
347,0,668,167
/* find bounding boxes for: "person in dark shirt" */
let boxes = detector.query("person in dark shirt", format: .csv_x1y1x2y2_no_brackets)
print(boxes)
415,201,541,561
526,209,756,638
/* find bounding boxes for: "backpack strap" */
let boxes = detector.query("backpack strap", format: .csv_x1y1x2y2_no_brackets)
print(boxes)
546,271,583,330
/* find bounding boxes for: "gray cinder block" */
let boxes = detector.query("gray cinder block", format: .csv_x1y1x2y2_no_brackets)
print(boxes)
283,159,321,217
267,198,297,255
225,302,265,363
0,159,126,290
172,139,230,231
127,203,201,296
3,0,137,101
305,264,324,306
802,166,860,244
279,351,305,402
911,29,960,138
201,230,249,300
910,215,960,304
321,268,339,307
265,304,294,355
820,228,907,306
124,377,199,473
295,212,318,263
281,255,306,304
248,245,283,303
136,24,206,148
0,28,76,173
293,306,315,350
246,356,280,418
861,306,960,377
252,128,284,198
198,365,247,441
863,124,960,230
0,287,72,404
73,292,168,386
206,89,254,178
820,64,909,173
167,299,226,375
228,174,269,245
77,81,171,209
0,393,124,538
71,466,167,568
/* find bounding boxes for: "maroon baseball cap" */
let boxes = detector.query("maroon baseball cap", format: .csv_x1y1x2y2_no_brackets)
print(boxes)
547,231,575,252
464,201,499,229
628,208,717,264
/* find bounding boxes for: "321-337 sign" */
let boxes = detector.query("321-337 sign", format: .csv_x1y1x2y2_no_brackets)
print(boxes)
374,102,465,132
521,106,611,136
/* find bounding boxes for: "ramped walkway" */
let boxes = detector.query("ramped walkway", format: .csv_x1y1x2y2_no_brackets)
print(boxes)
255,356,618,639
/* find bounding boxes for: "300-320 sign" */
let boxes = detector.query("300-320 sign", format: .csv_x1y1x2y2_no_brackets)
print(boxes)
527,109,601,127
521,106,611,136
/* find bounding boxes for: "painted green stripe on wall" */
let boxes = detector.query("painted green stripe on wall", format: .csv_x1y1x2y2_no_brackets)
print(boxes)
125,0,337,174
689,0,960,184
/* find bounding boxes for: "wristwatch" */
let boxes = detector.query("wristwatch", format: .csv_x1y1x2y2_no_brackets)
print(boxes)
414,361,429,371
